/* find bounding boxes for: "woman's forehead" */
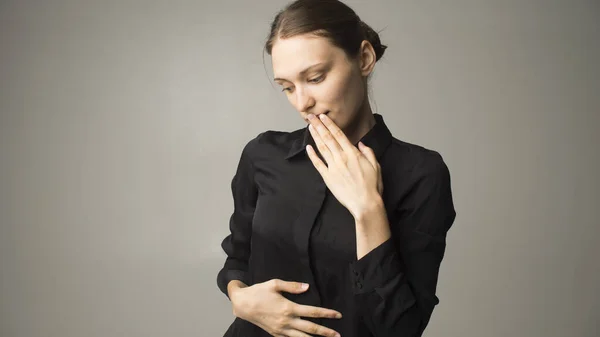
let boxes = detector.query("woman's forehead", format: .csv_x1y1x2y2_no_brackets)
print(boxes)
271,35,342,78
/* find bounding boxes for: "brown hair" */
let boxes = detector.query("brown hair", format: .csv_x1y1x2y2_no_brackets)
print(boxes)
264,0,387,62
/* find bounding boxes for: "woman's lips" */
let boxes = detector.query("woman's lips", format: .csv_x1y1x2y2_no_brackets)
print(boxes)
305,111,330,122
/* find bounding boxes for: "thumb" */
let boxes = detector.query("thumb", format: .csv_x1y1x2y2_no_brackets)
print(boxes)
358,142,377,168
359,142,383,195
271,279,309,293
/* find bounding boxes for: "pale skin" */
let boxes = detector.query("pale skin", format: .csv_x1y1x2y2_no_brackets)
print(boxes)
228,33,392,337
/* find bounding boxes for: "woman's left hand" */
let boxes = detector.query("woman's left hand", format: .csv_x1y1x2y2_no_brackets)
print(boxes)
306,113,383,219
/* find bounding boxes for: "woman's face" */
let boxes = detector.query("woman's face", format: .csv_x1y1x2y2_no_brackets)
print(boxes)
271,34,372,130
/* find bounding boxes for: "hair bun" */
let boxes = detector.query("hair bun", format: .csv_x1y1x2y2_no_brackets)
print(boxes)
359,20,387,61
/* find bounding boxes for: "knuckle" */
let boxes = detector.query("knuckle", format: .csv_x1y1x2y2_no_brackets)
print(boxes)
272,325,283,335
282,304,293,317
276,316,289,329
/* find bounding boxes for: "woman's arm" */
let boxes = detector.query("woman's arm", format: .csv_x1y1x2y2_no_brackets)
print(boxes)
349,152,457,337
216,135,261,301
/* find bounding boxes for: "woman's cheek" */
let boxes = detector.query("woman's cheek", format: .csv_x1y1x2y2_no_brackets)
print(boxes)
326,78,350,107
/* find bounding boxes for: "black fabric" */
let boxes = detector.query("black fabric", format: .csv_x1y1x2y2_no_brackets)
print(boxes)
217,113,457,337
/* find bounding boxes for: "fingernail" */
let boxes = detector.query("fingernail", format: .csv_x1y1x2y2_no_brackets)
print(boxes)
336,313,342,319
335,333,341,337
307,114,315,120
301,283,309,289
319,113,325,119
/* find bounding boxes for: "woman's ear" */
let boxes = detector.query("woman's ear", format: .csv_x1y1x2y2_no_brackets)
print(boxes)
358,40,377,77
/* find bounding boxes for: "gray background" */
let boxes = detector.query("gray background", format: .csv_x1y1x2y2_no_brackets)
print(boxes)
1,1,599,336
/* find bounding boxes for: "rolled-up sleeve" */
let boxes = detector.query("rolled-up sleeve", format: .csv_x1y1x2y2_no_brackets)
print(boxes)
348,151,457,337
216,136,260,300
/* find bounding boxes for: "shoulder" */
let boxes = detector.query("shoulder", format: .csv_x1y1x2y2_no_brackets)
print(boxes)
240,127,305,160
385,138,456,231
385,137,451,180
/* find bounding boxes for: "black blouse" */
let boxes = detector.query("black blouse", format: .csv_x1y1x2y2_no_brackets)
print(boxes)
217,113,457,337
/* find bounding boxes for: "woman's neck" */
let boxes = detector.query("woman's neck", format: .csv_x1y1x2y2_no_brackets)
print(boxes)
344,104,376,145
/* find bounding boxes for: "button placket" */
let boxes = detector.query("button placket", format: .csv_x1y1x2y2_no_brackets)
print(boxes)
291,160,328,306
350,266,364,291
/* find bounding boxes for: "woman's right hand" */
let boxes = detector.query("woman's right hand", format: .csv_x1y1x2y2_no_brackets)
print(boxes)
230,279,342,337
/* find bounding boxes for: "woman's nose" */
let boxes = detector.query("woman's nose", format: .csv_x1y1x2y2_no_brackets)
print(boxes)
294,87,315,113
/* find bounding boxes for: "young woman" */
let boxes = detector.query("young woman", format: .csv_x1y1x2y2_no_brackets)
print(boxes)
216,1,456,336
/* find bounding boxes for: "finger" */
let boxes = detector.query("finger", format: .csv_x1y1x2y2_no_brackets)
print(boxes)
319,113,360,155
293,304,342,319
308,123,335,165
309,115,342,160
306,144,328,177
311,116,345,161
271,279,310,293
281,328,312,337
288,318,341,337
358,141,378,169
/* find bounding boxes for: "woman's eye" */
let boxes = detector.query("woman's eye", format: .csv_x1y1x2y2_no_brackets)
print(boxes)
280,76,322,93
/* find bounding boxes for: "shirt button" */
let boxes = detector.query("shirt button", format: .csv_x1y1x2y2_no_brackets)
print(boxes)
356,281,363,289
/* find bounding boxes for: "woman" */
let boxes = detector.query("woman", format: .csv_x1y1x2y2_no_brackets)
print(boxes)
216,1,456,336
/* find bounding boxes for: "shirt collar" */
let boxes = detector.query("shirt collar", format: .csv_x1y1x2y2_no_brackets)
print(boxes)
285,113,393,160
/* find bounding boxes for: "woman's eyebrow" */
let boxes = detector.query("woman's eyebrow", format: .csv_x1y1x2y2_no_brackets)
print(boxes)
274,62,327,82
